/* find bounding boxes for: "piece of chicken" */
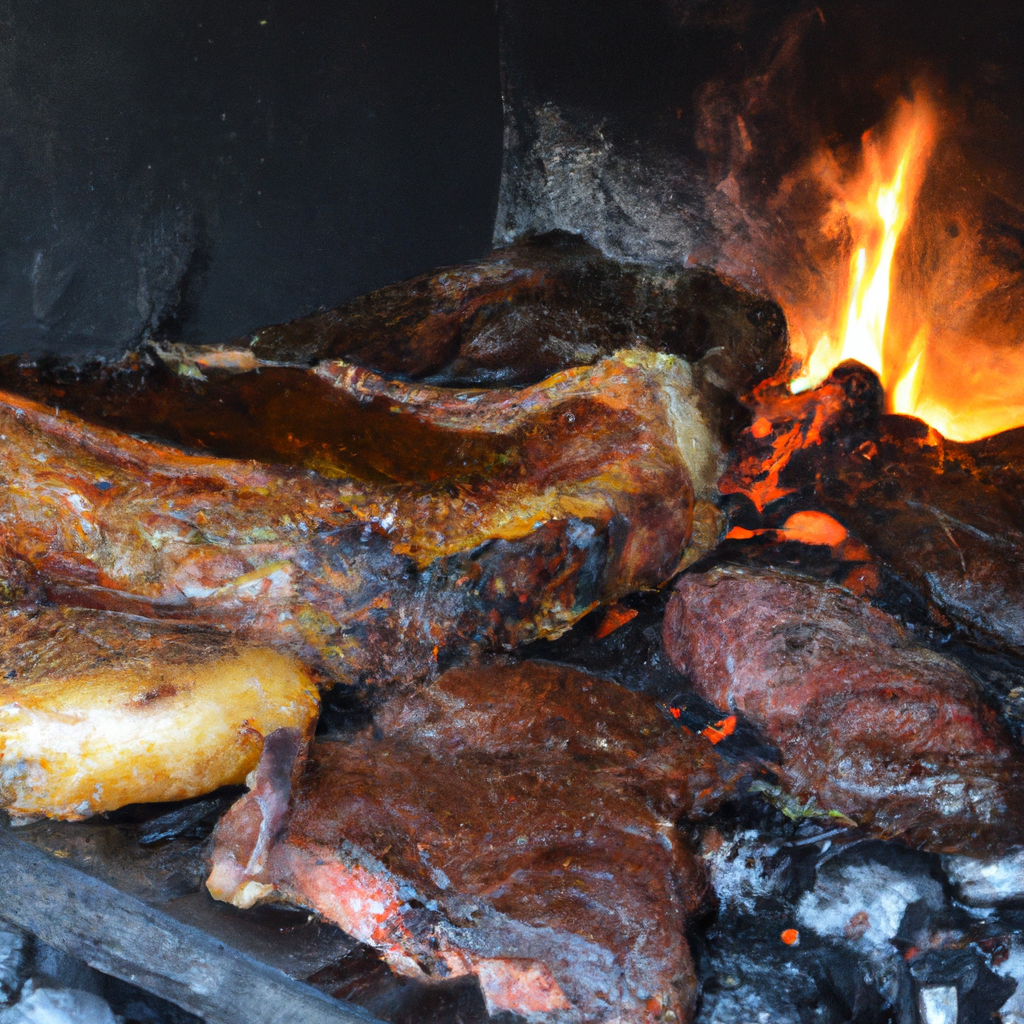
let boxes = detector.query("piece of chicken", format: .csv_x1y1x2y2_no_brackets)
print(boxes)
0,605,319,819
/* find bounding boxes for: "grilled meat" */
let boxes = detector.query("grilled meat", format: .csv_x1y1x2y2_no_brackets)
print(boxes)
664,564,1024,853
208,660,743,1023
0,350,712,687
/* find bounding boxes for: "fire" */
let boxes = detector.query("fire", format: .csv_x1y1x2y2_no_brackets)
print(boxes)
791,96,936,402
787,94,1024,442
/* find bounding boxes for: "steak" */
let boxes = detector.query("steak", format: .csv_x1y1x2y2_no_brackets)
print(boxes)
208,660,743,1023
663,564,1024,854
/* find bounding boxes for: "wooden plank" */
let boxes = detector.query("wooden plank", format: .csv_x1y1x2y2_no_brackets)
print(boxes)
0,827,385,1024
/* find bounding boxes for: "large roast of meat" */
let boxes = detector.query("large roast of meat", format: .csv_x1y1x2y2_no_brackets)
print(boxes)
0,349,708,682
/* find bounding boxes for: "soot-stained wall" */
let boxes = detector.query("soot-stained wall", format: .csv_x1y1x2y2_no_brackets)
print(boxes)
0,1,502,361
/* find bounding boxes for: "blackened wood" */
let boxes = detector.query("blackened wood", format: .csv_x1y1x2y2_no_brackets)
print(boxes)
720,364,1024,656
0,826,384,1024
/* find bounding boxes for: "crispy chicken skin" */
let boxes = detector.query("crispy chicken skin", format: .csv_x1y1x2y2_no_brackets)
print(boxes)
0,606,318,819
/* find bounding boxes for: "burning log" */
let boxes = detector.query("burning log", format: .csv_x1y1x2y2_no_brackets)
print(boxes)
207,660,743,1024
721,363,1024,656
0,605,319,819
0,350,712,694
813,413,1024,657
663,563,1024,854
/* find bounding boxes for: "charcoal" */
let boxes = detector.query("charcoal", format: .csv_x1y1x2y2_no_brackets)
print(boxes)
0,926,26,1005
812,415,1024,658
208,660,746,1024
0,986,120,1024
664,564,1024,853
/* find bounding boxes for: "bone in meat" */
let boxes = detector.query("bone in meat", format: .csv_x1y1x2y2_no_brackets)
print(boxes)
663,564,1024,854
0,233,785,484
0,605,319,819
0,350,711,686
208,660,743,1024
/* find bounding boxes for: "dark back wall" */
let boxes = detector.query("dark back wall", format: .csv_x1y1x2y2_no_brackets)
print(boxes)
0,1,502,360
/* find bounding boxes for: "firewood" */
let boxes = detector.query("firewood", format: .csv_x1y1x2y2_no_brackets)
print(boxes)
721,363,1024,656
0,824,382,1024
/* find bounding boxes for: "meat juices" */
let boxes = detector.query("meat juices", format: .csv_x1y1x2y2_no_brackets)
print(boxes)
209,661,741,1023
0,350,713,688
664,564,1024,853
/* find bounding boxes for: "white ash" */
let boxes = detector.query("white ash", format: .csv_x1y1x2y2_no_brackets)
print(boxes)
698,827,791,915
918,985,958,1024
993,938,1024,1023
0,985,121,1024
0,927,26,1005
700,990,803,1024
941,849,1024,907
796,857,945,950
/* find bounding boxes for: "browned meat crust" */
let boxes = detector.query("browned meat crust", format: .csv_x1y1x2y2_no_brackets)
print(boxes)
0,351,708,686
663,564,1024,854
0,233,784,482
209,660,743,1023
239,230,787,395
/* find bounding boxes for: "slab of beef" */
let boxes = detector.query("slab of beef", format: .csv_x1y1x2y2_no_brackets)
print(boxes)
0,233,784,499
237,230,787,395
0,605,318,819
0,350,708,686
208,660,742,1023
720,363,1024,655
663,564,1024,854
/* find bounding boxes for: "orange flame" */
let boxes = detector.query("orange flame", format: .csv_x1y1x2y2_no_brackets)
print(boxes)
784,94,1024,441
791,97,937,401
